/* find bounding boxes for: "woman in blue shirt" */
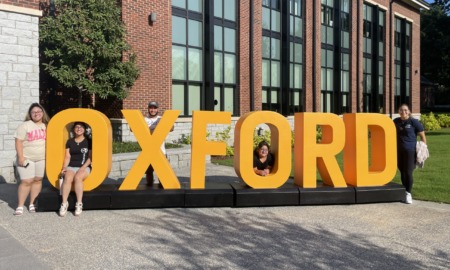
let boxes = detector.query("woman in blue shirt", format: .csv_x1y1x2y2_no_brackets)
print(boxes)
393,104,426,204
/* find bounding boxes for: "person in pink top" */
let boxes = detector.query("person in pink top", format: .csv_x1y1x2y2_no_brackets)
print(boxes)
14,103,50,216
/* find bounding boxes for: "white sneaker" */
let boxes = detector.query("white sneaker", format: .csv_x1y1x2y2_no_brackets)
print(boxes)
405,192,413,204
74,202,83,216
59,202,68,217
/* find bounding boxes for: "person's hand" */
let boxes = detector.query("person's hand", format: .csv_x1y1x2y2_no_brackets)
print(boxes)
18,157,26,167
263,169,270,175
61,167,67,174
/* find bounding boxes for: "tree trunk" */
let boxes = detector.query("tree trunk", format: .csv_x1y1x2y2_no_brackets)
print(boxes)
78,86,83,108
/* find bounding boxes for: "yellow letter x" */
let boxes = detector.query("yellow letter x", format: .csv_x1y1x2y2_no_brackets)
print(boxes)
119,110,181,190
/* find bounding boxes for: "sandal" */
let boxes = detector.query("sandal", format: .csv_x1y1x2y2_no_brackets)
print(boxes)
14,207,24,216
29,204,36,213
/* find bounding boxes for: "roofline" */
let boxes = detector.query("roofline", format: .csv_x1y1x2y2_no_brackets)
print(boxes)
410,0,431,10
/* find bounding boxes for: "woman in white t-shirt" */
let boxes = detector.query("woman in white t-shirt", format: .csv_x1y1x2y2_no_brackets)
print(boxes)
14,103,50,216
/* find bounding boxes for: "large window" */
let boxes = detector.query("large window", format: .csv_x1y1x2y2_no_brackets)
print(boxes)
171,0,237,116
394,17,412,109
214,0,237,114
320,0,351,114
289,0,304,113
262,0,304,115
363,4,385,113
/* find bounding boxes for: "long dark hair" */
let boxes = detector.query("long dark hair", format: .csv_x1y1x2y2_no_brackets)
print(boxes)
25,103,50,125
254,141,270,156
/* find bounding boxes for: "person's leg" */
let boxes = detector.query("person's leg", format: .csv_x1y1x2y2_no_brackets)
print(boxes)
59,169,75,216
29,177,43,205
61,170,75,204
29,160,45,206
73,170,89,204
146,165,154,185
403,149,416,193
17,179,33,208
73,169,89,216
397,150,408,189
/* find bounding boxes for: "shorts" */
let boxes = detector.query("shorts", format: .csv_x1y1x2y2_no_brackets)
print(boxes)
67,166,91,175
16,160,45,180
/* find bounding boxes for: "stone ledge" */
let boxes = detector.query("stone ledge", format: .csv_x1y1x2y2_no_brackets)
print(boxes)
109,145,209,179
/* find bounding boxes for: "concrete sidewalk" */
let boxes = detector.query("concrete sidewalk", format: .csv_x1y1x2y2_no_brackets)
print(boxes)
0,163,449,269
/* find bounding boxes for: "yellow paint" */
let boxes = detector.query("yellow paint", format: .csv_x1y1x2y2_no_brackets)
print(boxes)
119,110,181,190
47,109,398,192
343,113,397,186
234,111,291,188
294,113,347,188
190,111,231,189
46,109,112,191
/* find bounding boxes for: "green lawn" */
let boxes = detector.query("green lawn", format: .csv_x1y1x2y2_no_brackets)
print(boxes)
212,128,450,204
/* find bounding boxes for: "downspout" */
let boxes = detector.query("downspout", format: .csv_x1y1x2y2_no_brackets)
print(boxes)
312,0,317,111
249,0,255,111
356,1,360,112
389,0,394,118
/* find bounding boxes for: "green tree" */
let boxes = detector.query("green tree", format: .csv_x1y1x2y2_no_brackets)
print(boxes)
421,0,450,103
40,0,139,107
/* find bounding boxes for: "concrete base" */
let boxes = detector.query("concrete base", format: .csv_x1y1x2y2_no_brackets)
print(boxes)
36,182,406,211
355,183,406,204
299,184,356,205
231,182,300,207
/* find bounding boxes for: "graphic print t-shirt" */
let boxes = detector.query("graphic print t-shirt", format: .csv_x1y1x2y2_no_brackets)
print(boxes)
66,138,91,167
14,120,46,161
144,115,166,154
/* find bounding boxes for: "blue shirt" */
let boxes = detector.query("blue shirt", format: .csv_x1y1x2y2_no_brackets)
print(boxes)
394,117,424,151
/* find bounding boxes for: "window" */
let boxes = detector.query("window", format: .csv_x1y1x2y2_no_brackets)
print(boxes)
289,0,304,113
362,4,385,113
214,0,237,114
320,0,351,114
394,17,411,109
171,0,237,116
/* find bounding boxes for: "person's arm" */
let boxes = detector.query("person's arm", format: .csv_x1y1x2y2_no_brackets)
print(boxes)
264,153,275,174
61,148,71,173
418,131,426,145
15,138,25,166
254,167,267,176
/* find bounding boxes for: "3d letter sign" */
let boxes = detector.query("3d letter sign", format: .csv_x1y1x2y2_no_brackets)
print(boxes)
46,109,397,191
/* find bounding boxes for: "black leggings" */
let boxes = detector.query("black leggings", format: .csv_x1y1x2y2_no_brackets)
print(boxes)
397,149,416,193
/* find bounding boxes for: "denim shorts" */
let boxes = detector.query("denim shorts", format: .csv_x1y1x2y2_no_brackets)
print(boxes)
67,166,91,175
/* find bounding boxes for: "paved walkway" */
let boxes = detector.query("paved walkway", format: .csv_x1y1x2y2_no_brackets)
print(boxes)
0,164,449,269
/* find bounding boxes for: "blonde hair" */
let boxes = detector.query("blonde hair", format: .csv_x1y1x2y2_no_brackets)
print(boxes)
25,103,50,125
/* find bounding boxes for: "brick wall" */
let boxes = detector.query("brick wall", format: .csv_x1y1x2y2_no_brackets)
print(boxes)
0,0,40,10
121,0,172,116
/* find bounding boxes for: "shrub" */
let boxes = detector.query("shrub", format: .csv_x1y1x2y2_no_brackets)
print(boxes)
215,126,234,156
437,114,450,128
420,112,441,131
253,129,271,149
179,134,191,145
316,126,322,143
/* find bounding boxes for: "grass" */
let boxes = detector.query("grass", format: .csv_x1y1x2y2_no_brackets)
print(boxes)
112,141,184,154
212,128,450,204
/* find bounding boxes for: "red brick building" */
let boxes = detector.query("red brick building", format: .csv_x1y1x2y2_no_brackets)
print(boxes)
34,0,429,118
117,0,429,118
